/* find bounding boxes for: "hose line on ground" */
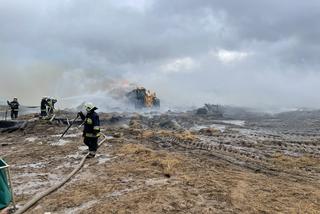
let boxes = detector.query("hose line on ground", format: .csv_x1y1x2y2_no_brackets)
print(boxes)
15,133,108,214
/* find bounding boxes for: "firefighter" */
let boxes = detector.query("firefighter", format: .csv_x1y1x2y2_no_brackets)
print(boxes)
40,97,57,118
78,103,100,158
40,97,48,118
47,97,57,115
7,97,19,120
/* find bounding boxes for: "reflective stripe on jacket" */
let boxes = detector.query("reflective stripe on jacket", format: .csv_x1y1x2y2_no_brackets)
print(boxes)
81,111,100,138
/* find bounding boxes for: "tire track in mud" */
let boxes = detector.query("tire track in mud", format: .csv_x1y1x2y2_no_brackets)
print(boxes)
213,131,320,158
157,134,320,182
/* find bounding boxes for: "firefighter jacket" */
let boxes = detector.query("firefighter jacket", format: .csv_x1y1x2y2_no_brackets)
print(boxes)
79,110,100,138
7,101,19,111
41,99,48,110
47,99,57,108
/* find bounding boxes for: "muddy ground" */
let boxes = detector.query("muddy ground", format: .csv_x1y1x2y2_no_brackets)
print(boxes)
0,109,320,213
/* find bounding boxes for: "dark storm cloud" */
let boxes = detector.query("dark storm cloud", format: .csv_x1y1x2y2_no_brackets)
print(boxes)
0,0,320,109
152,0,320,65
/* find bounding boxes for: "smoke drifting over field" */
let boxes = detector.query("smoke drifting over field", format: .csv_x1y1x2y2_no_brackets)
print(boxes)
1,0,320,110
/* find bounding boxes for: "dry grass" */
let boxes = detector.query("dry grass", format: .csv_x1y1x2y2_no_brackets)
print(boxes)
157,156,181,177
140,130,155,139
129,117,143,129
3,115,320,213
174,131,198,142
10,137,320,214
272,153,320,169
119,143,153,155
118,143,182,177
0,208,9,214
199,127,222,136
141,130,198,142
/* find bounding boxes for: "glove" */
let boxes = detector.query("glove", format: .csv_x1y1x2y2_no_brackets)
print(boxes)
77,111,86,120
78,111,85,120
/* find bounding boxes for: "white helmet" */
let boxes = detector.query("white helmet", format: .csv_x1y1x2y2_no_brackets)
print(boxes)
84,102,95,112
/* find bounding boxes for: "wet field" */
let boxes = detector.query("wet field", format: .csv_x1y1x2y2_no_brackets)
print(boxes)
1,110,319,213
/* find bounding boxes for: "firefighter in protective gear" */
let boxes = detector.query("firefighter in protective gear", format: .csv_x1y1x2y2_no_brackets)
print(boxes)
40,97,48,117
78,103,100,158
40,97,57,118
47,97,57,115
7,97,19,120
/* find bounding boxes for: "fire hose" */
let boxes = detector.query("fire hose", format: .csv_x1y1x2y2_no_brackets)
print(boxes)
15,133,108,214
59,114,80,140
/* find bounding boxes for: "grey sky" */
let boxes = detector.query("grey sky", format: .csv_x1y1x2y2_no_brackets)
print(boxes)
0,0,320,110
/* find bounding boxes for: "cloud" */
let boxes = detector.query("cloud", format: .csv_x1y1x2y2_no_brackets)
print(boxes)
0,0,320,110
161,57,196,74
212,49,250,64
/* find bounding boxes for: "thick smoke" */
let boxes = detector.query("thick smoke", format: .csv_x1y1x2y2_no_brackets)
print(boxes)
1,0,320,111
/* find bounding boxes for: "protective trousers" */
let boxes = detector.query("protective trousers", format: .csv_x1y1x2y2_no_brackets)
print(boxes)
84,137,98,152
11,110,18,119
41,108,47,117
